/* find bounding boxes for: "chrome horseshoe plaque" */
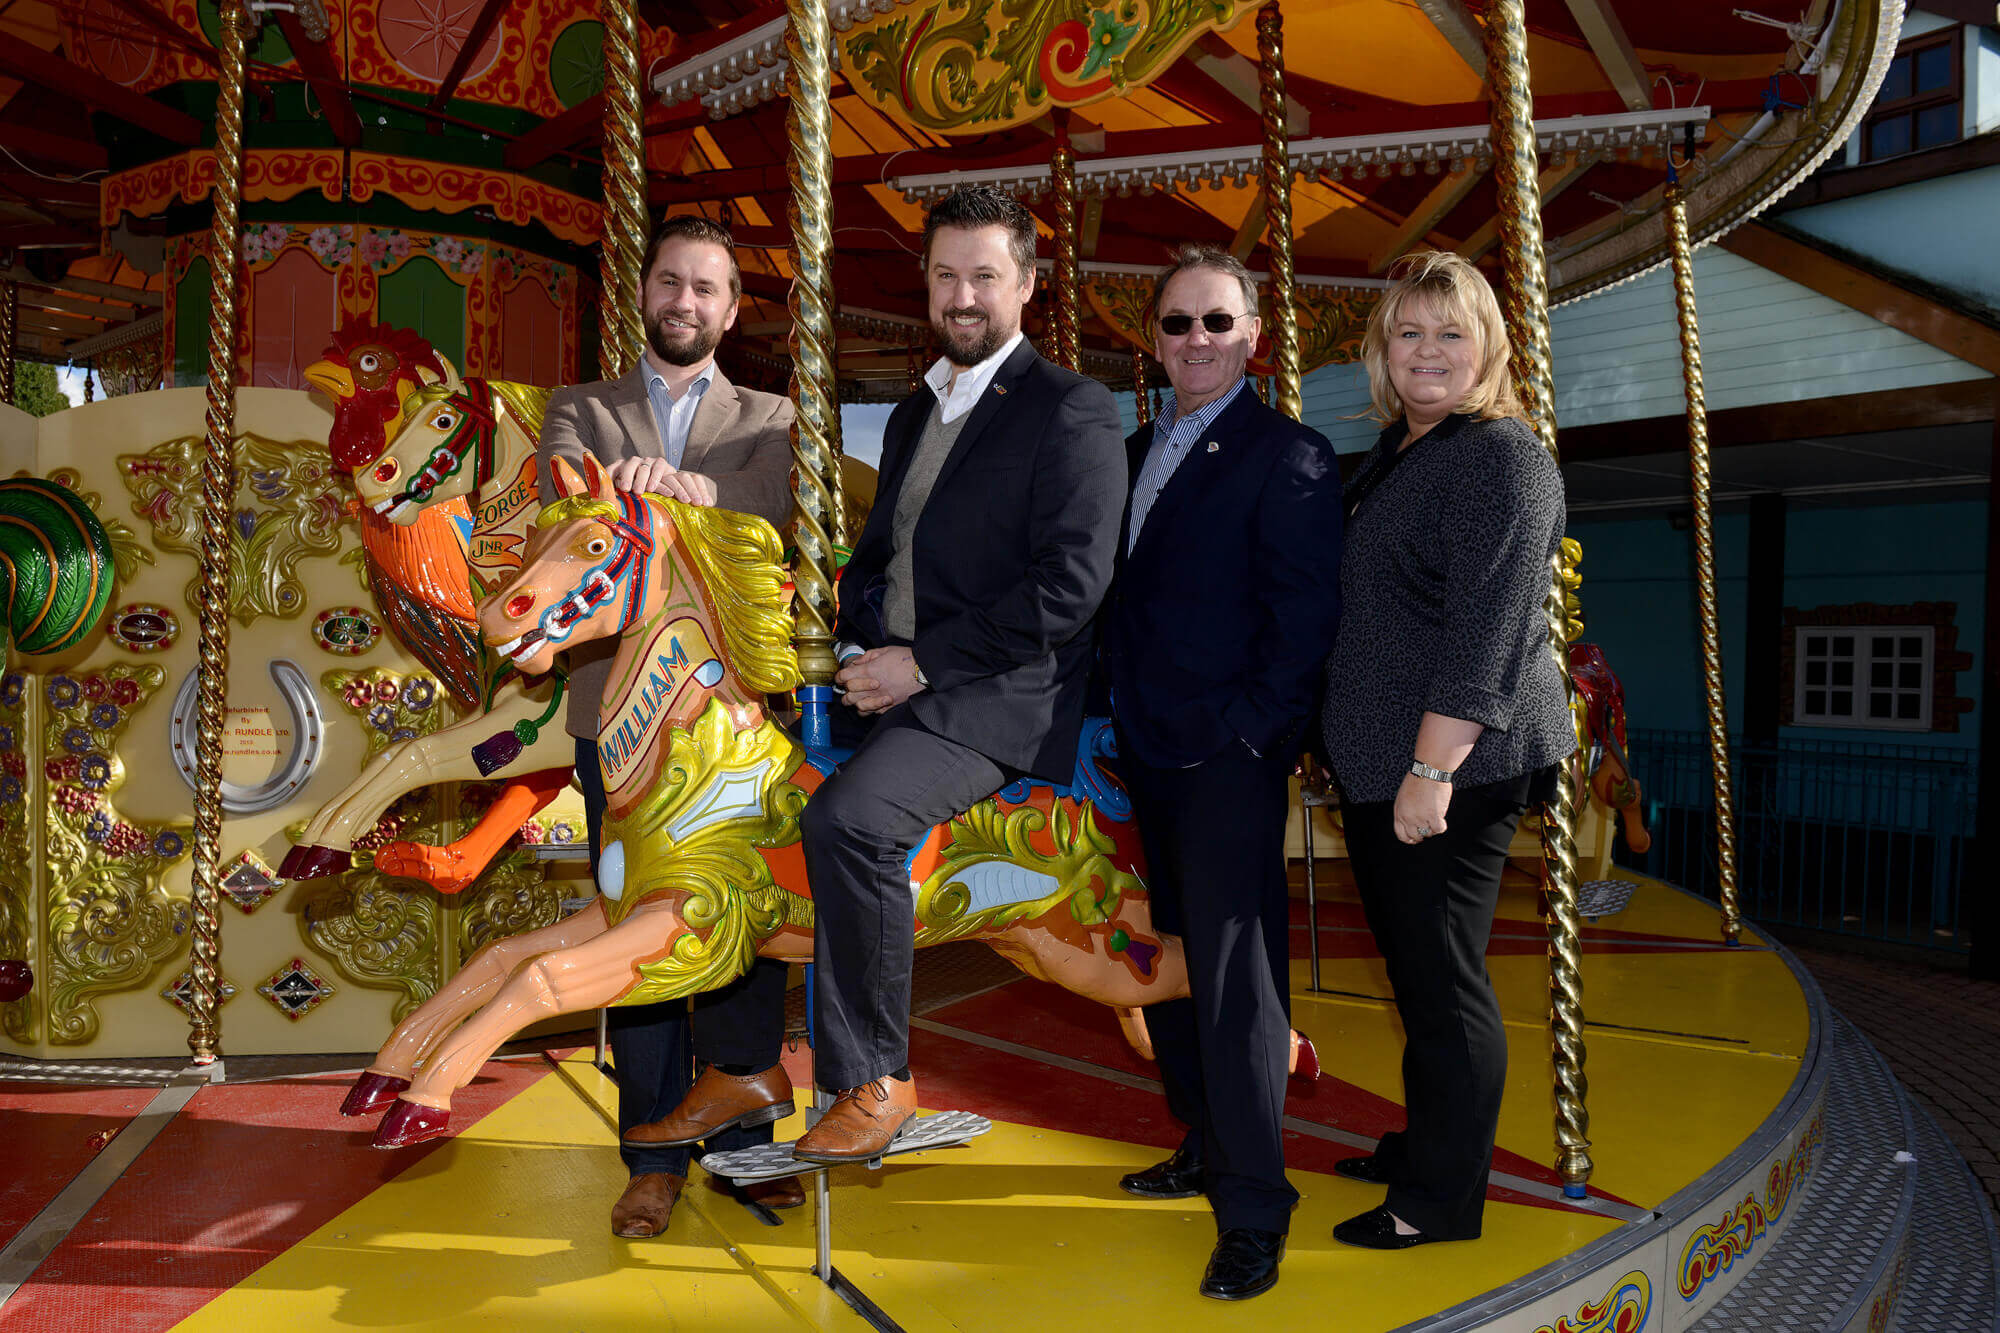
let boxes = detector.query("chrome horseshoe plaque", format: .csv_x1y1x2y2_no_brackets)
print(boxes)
170,658,326,815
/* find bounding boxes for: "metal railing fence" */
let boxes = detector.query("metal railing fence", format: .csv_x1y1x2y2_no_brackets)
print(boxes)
1617,728,1978,950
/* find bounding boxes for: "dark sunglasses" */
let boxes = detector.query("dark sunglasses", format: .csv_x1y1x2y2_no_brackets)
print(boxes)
1158,312,1247,336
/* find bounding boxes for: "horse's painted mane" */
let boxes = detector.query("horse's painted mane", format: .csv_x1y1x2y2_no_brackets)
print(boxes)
537,493,801,694
399,378,553,439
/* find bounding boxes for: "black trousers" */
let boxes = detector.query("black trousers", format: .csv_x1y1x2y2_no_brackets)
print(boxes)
576,737,792,1178
800,706,1009,1090
1122,737,1299,1234
1342,778,1529,1239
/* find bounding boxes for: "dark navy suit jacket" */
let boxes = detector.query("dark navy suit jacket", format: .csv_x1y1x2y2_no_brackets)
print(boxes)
1102,384,1345,768
836,339,1127,782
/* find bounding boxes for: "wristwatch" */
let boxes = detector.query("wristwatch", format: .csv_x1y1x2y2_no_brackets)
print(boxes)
912,657,930,690
1409,758,1455,783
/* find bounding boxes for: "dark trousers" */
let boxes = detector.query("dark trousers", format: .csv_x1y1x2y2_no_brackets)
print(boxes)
800,706,1009,1090
1122,738,1299,1234
1342,779,1529,1239
577,737,792,1178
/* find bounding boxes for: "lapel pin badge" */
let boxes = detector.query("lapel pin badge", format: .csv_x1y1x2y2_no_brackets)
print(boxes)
994,385,1008,395
1206,442,1220,453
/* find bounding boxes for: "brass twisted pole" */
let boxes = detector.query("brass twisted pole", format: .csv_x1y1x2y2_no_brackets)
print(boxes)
1485,0,1592,1195
0,282,15,404
188,0,252,1064
597,0,646,378
785,0,843,684
1050,119,1081,372
1667,179,1741,944
1256,2,1301,421
1132,348,1150,429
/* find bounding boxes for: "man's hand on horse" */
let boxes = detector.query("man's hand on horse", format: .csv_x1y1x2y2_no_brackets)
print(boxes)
605,457,717,506
837,647,927,715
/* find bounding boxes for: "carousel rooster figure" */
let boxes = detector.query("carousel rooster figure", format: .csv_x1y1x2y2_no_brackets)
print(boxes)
286,322,570,890
303,322,484,711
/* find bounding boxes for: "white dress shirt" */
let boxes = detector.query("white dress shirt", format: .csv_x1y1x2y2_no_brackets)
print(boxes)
642,355,715,467
923,330,1025,424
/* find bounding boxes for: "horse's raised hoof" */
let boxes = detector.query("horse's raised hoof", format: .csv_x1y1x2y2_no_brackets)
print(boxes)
0,959,30,1003
371,1098,450,1148
280,845,352,880
340,1070,412,1117
373,841,479,894
1288,1031,1320,1087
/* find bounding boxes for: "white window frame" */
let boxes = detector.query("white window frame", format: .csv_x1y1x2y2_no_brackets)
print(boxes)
1793,625,1935,732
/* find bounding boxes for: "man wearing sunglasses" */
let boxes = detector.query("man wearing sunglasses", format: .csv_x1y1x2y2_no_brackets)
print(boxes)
1100,244,1345,1301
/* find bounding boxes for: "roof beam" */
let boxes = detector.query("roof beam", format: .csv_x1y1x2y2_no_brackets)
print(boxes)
16,289,142,321
0,222,98,249
1720,222,2000,376
1368,166,1484,273
428,0,512,110
1191,33,1309,133
16,307,127,337
99,0,217,68
0,173,97,208
1456,156,1591,260
272,10,362,146
0,268,163,306
1411,0,1485,77
503,95,602,169
0,123,109,172
0,33,203,145
1561,0,1652,111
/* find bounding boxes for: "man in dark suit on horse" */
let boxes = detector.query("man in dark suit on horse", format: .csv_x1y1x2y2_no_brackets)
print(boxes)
793,185,1127,1163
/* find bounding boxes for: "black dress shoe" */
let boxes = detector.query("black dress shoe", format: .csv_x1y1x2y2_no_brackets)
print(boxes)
1200,1228,1285,1300
1119,1146,1205,1199
1333,1154,1396,1185
1333,1205,1445,1250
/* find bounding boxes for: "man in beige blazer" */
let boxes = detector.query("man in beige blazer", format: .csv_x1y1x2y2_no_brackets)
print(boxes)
536,214,800,1240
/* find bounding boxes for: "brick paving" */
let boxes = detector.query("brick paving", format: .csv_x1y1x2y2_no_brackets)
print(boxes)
1784,941,2000,1217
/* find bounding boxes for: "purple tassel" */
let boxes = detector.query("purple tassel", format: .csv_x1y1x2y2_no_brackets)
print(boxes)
472,728,525,775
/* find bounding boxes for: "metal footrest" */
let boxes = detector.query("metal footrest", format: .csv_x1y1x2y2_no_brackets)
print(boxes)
699,1110,992,1185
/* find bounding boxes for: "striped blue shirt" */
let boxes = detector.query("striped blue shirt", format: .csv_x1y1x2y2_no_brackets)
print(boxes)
1126,376,1250,554
642,359,714,467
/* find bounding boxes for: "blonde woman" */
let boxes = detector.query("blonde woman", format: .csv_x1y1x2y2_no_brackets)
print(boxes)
1321,250,1571,1250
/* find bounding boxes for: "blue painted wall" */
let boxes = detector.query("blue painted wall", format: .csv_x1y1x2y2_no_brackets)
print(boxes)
1784,164,2000,314
1569,499,1986,750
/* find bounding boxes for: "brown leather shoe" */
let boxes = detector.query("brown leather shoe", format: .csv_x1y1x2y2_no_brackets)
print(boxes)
792,1077,918,1164
610,1172,684,1238
623,1064,796,1148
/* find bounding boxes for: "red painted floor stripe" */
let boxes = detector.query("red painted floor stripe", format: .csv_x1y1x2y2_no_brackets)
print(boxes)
2,1057,560,1333
917,977,1630,1212
0,1082,157,1242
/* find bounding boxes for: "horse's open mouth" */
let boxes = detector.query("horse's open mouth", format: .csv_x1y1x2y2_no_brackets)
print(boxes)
492,627,546,662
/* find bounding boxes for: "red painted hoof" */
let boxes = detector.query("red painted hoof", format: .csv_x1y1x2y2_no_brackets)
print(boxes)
340,1070,411,1117
371,1098,451,1148
281,846,353,880
0,959,30,1003
1289,1030,1320,1086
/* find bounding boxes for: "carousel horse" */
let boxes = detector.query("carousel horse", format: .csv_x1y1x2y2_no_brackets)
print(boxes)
0,477,117,1002
349,453,1319,1149
283,357,580,890
1570,642,1650,856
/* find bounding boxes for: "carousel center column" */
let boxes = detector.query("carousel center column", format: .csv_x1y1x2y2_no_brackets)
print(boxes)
1485,0,1593,1196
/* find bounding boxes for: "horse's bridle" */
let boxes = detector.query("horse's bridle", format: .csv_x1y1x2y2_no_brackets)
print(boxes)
533,489,657,651
375,379,498,509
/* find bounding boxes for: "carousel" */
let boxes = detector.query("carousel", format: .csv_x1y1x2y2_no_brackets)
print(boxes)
0,0,1989,1328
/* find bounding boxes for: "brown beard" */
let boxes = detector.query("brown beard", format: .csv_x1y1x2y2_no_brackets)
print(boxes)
646,311,723,367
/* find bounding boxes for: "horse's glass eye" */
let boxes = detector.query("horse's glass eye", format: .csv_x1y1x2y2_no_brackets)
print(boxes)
584,537,609,556
431,411,454,429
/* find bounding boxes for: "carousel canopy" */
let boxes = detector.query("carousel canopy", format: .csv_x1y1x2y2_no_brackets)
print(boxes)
0,0,1911,387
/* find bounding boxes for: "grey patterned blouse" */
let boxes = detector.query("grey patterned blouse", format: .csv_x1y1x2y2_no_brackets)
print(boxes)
1321,412,1574,804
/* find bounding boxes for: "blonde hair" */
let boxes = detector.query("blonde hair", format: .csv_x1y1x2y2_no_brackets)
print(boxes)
1360,250,1522,426
534,494,802,694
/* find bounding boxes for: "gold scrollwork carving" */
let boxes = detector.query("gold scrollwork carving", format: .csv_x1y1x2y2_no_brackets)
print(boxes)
0,668,30,1041
119,434,347,626
39,664,194,1044
916,796,1140,946
301,870,440,1022
844,0,1258,134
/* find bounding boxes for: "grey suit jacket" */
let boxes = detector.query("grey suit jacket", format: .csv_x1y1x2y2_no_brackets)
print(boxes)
535,360,795,737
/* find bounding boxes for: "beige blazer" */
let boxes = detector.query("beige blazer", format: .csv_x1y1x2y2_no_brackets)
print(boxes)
536,360,795,737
